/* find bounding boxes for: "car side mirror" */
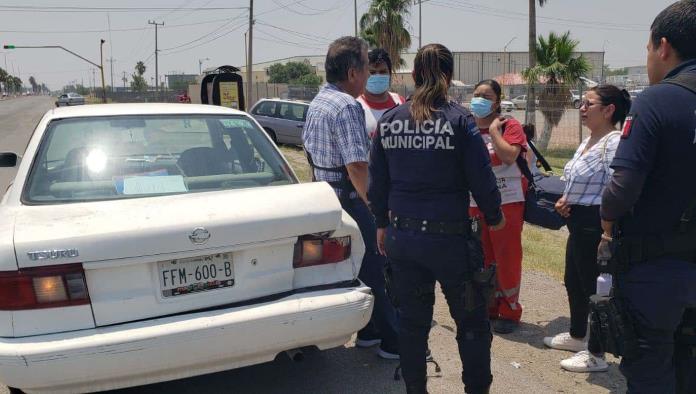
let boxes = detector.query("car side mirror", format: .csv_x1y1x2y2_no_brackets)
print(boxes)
0,152,18,167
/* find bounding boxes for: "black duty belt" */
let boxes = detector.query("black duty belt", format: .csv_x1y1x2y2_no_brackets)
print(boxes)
391,215,470,235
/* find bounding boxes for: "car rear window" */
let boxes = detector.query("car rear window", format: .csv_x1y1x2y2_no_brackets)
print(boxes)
253,101,277,117
279,103,307,121
23,114,296,204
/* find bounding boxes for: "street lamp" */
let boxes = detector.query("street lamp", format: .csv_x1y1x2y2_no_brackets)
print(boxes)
3,40,107,103
502,36,517,97
199,58,210,75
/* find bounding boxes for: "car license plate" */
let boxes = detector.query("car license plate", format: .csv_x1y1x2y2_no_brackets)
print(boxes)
158,253,234,298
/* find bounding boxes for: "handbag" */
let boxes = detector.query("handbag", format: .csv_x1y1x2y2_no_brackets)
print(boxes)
514,139,566,230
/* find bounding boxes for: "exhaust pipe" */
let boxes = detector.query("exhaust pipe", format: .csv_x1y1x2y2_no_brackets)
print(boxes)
285,348,305,362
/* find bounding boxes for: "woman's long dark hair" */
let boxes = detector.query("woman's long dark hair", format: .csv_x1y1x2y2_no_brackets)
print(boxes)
591,85,632,127
474,79,503,114
410,43,453,122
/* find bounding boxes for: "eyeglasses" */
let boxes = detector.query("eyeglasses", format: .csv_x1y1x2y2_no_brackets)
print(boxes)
580,100,602,108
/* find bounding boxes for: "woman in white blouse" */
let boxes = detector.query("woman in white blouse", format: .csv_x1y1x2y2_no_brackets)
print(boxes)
543,85,632,372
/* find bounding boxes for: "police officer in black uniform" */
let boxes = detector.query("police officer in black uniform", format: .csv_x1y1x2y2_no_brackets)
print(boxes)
368,43,504,394
599,1,696,392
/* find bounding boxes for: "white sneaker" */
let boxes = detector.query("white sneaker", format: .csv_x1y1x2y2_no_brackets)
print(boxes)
543,332,587,352
560,350,609,372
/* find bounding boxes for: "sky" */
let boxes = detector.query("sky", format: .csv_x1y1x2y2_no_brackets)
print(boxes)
0,0,675,90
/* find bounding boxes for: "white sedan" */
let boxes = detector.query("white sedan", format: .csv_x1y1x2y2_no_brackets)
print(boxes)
0,104,373,393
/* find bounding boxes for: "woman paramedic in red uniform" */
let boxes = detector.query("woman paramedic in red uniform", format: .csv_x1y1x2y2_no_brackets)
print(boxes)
468,79,527,334
356,48,406,139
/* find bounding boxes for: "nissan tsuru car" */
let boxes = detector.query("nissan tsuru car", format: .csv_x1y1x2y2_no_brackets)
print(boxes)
0,103,373,393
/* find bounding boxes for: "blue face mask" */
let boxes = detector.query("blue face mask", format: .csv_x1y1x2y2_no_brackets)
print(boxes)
470,97,494,118
365,74,390,95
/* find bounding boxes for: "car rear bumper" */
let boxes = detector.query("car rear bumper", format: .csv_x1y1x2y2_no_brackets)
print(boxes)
0,284,373,393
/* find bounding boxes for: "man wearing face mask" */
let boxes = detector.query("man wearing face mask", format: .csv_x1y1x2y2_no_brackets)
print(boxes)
468,79,528,334
357,48,406,140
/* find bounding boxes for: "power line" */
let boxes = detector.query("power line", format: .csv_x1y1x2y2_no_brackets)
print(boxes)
158,21,249,56
0,5,248,13
159,14,248,52
269,0,338,16
255,21,332,43
0,16,250,34
255,29,326,51
430,0,648,31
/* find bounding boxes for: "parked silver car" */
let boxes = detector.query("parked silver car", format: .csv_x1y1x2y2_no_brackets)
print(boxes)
510,95,540,110
55,92,85,107
249,98,309,145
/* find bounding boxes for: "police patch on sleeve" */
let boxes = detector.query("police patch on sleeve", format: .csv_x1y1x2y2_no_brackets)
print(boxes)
622,114,635,139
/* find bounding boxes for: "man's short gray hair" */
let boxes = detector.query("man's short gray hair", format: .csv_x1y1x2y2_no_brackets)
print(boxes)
324,36,368,84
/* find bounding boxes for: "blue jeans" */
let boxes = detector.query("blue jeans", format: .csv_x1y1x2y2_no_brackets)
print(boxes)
618,258,696,394
340,197,399,350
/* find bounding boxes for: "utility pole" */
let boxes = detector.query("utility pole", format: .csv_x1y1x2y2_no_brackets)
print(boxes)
100,39,107,103
108,57,115,92
148,20,164,97
415,1,430,49
122,71,127,89
198,57,209,75
247,0,253,108
354,0,358,37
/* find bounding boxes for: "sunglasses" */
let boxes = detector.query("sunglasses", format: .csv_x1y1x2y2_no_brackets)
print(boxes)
580,100,602,108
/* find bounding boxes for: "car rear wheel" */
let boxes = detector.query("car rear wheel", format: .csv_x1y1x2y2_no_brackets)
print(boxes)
264,128,278,144
573,99,581,109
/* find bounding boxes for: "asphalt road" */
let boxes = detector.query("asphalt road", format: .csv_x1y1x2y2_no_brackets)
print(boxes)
0,96,54,193
0,99,624,394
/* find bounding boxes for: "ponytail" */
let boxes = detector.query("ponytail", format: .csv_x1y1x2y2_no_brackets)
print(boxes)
410,44,454,123
591,84,632,127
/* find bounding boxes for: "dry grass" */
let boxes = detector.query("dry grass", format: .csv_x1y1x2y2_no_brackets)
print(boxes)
279,144,571,279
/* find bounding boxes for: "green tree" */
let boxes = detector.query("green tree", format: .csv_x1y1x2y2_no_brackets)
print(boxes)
527,0,549,125
267,62,321,86
359,0,411,67
267,63,289,83
11,76,22,93
523,31,590,150
292,74,322,88
28,76,38,93
0,67,7,94
268,62,316,84
603,64,628,77
131,61,148,92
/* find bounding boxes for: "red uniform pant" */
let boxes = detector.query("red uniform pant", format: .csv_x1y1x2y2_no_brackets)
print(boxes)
470,202,524,322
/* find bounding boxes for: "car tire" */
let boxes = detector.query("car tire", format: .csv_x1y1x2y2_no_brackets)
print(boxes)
573,100,581,109
8,387,25,394
264,128,278,144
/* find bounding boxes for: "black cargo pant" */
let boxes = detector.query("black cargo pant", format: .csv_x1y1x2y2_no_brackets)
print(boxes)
384,226,492,394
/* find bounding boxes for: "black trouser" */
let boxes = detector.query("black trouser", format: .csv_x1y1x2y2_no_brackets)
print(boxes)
385,226,492,394
565,205,602,340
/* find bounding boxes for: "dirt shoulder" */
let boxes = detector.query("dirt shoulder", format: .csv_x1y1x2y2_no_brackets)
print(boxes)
426,270,626,394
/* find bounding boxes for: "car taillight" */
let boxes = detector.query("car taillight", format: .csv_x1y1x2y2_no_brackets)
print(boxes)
0,264,90,310
293,235,351,268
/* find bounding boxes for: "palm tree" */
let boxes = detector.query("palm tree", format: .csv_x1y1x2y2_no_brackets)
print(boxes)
28,76,38,93
527,0,549,125
11,76,22,93
359,0,412,67
0,68,7,95
523,31,590,151
135,61,146,77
